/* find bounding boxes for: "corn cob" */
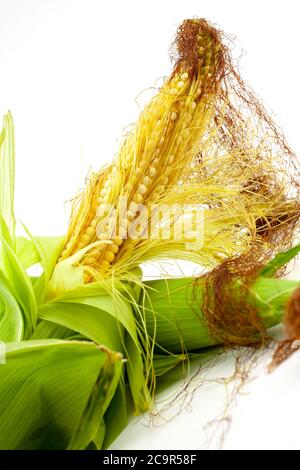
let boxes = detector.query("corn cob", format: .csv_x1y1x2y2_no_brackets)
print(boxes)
57,20,226,274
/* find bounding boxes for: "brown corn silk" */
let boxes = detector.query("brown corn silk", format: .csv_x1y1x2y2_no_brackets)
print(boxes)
193,252,266,347
285,287,300,339
270,287,300,368
55,18,299,287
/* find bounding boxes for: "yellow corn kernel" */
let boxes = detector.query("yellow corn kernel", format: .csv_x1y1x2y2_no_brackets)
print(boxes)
104,251,115,263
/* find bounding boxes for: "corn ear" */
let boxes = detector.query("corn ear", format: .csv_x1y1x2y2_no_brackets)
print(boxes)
50,18,300,295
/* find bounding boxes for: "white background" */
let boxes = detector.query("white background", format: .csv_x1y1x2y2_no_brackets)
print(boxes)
1,0,300,450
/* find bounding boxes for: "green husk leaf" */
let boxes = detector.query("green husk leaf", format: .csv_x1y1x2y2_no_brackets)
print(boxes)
31,235,66,304
152,352,215,377
125,333,151,413
103,380,128,449
153,354,188,377
0,223,37,337
48,283,137,341
30,319,76,340
67,347,123,450
38,301,124,353
33,236,65,278
88,419,106,450
142,277,212,353
0,339,122,450
259,243,300,278
250,277,300,323
0,278,23,342
18,226,65,304
16,237,40,269
0,112,15,247
38,282,151,412
16,235,64,276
